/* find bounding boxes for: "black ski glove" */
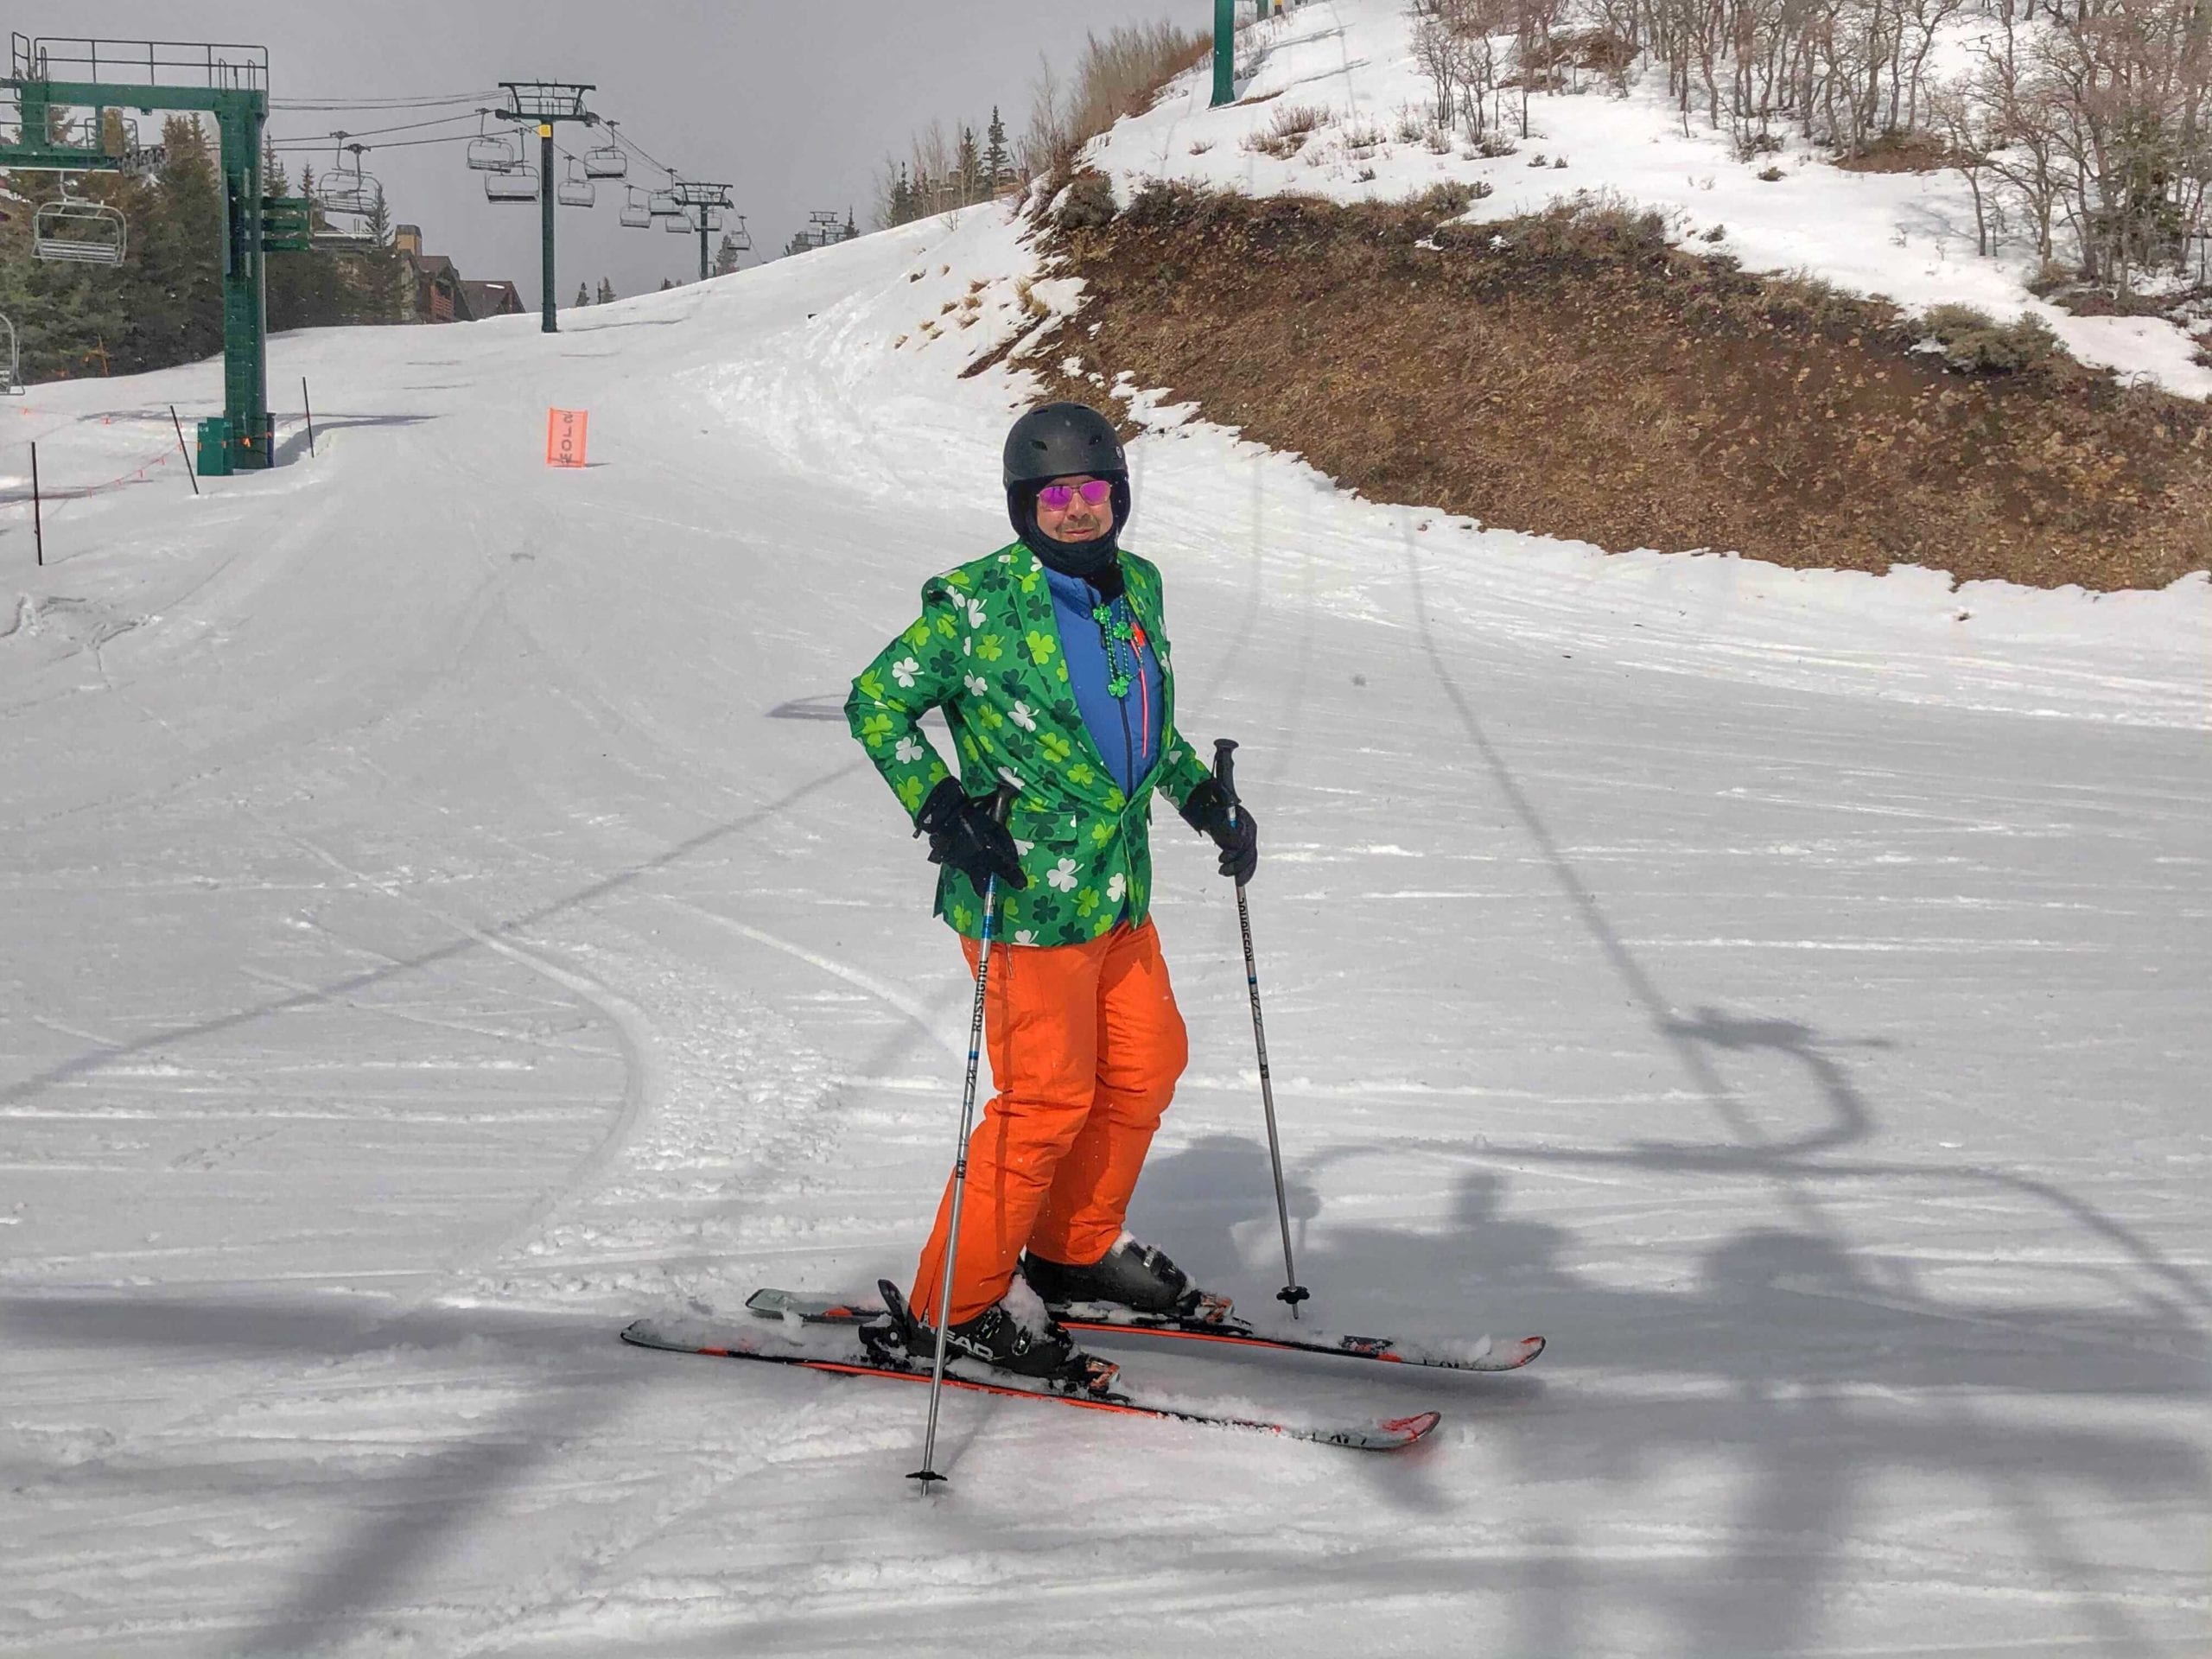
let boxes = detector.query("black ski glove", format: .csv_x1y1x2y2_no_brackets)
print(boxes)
1178,777,1259,885
915,779,1028,891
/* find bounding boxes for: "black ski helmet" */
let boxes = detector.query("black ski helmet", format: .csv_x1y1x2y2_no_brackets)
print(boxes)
1002,401,1131,578
1002,401,1127,486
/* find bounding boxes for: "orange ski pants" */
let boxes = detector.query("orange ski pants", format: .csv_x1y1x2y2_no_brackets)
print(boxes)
910,917,1188,1327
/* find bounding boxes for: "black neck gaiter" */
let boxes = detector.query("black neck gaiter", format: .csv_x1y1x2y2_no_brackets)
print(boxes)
1007,478,1132,582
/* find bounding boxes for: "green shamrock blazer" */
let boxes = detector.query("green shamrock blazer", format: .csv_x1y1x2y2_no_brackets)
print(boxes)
846,542,1215,946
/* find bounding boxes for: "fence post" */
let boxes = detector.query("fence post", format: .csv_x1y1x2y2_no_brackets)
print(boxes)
302,375,315,458
170,404,200,496
30,439,42,567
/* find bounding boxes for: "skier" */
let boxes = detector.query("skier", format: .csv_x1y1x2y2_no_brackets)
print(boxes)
844,402,1259,1380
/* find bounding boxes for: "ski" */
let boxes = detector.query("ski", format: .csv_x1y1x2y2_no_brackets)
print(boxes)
742,1287,1546,1374
620,1315,1441,1452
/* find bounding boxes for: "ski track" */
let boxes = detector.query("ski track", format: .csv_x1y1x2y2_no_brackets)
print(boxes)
3,134,2209,1659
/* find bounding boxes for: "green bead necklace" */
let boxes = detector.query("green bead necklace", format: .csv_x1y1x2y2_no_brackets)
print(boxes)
1091,598,1139,698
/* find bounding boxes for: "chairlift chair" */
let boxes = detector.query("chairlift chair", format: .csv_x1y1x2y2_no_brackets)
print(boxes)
699,207,724,232
646,188,680,218
620,187,652,230
317,149,380,219
33,191,128,266
467,114,518,173
556,160,594,209
664,209,696,234
0,313,22,396
485,163,540,204
583,122,628,180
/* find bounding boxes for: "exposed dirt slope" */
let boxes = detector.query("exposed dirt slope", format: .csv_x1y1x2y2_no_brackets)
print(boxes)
1021,184,2212,592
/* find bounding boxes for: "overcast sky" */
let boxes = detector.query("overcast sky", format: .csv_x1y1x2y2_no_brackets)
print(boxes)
46,1,1194,306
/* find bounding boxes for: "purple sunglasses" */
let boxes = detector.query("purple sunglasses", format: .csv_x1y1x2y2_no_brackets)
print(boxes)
1037,480,1113,510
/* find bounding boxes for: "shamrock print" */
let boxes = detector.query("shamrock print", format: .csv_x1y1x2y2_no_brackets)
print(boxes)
1026,629,1057,664
976,634,1005,663
1047,858,1079,892
894,735,925,764
891,657,921,689
1009,702,1037,731
1039,731,1072,764
1106,872,1126,903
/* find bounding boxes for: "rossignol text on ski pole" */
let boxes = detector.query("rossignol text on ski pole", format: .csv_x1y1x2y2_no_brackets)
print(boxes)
911,781,1019,1486
1213,739,1310,1317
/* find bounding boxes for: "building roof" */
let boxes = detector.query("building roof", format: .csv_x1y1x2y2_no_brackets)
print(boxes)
458,280,522,318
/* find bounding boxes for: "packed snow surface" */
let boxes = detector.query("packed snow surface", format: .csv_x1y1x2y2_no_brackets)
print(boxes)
3,185,2209,1655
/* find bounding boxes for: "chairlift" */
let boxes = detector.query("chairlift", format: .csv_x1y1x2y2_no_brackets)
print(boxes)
620,186,652,230
724,217,753,254
646,188,680,218
583,120,628,180
317,145,380,219
556,159,594,209
664,209,696,234
0,313,22,396
33,188,128,266
699,207,724,232
485,163,540,204
467,111,517,173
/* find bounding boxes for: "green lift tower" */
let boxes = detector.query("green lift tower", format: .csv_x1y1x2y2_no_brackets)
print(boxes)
0,34,297,474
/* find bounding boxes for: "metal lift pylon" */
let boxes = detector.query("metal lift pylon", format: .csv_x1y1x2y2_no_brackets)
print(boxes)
0,34,279,472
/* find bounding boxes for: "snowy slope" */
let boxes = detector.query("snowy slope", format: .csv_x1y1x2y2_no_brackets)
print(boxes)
1085,0,2212,397
3,165,2209,1658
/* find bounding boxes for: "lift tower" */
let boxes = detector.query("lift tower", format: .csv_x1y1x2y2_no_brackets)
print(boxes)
0,35,283,470
493,80,596,334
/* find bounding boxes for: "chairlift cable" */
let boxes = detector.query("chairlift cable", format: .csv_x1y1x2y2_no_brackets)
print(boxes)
270,91,499,111
266,111,486,144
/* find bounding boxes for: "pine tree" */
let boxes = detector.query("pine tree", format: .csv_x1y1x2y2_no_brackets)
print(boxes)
597,276,615,302
659,276,675,290
575,281,590,307
956,124,984,205
890,163,912,226
985,106,1010,194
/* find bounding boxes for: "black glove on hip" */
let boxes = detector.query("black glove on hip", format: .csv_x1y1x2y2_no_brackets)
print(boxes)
916,779,1028,892
1178,777,1259,885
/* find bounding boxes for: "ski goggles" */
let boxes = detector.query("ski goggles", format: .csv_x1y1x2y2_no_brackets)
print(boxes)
1035,479,1114,510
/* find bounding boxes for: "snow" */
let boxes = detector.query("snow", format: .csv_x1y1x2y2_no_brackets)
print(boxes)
3,45,2209,1659
1085,0,2212,397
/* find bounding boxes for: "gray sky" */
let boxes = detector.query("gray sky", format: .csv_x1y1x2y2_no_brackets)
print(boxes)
49,2,1194,306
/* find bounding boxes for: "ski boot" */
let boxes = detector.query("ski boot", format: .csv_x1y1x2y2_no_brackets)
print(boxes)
869,1279,1118,1395
1021,1237,1232,1324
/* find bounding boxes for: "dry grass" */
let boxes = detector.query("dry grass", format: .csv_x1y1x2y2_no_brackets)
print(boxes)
1025,183,2211,592
1022,22,1211,185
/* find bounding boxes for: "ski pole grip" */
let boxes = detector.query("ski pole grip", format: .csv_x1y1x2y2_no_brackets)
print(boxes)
988,780,1018,824
1211,738,1240,807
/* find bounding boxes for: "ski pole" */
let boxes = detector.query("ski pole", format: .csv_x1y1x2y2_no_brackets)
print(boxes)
912,781,1019,1488
1213,739,1309,1317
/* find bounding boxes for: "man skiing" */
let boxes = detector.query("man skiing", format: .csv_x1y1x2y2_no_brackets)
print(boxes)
843,402,1259,1382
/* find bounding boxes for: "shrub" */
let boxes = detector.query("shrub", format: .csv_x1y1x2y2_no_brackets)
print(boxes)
1057,169,1119,230
1410,180,1477,218
1757,164,1786,181
1912,303,2064,373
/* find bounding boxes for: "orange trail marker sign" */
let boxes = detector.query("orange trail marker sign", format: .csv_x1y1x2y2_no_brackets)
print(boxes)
546,408,589,468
